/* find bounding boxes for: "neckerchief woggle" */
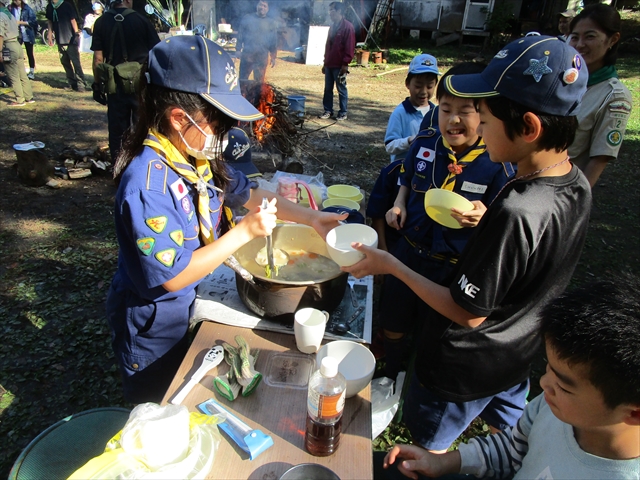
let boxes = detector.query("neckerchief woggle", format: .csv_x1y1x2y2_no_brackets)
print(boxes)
143,129,218,245
440,138,486,191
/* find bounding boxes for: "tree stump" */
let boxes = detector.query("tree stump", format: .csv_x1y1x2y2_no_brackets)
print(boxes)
15,148,54,187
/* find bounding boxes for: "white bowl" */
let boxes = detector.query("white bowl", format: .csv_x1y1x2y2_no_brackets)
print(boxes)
316,341,376,398
325,224,378,267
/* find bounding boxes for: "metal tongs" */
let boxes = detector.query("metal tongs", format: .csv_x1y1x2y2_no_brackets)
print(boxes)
198,398,274,460
171,345,224,405
261,197,276,276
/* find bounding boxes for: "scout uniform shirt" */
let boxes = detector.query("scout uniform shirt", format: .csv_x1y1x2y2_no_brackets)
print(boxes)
108,133,254,381
400,129,514,256
569,71,633,169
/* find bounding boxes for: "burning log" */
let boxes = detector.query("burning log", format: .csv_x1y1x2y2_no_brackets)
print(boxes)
241,81,304,159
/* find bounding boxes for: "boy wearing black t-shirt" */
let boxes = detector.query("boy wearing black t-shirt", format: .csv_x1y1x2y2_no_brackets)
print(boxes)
345,35,592,452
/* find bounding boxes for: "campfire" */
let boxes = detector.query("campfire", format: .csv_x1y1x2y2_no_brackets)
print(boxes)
241,81,300,158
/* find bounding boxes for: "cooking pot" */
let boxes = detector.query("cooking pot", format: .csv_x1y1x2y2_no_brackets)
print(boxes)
229,224,348,319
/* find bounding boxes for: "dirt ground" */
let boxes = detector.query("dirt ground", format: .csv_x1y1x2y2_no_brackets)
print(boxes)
1,46,637,277
0,48,410,190
0,49,419,292
1,45,638,476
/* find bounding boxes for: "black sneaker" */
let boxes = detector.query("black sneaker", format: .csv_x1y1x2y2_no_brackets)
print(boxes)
317,111,332,119
336,112,347,121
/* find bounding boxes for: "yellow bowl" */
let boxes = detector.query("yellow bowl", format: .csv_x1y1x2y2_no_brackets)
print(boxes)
322,198,361,211
423,189,474,229
327,184,361,201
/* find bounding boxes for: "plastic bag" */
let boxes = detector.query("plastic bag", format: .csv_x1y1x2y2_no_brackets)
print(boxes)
68,403,222,480
371,371,405,439
272,170,327,206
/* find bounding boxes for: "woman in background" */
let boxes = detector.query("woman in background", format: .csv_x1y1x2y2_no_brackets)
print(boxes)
9,0,37,79
567,4,633,187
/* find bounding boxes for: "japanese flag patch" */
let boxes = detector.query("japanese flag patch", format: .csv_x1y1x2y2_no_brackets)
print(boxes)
416,147,435,163
170,178,189,200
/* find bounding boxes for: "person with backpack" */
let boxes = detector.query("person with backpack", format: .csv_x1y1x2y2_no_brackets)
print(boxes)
91,0,159,160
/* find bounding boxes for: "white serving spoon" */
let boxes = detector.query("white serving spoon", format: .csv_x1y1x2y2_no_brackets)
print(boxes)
171,345,225,405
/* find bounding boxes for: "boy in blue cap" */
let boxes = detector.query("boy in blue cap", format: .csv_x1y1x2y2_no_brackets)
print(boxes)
107,35,346,404
346,35,591,451
381,274,640,479
369,53,439,258
384,53,439,163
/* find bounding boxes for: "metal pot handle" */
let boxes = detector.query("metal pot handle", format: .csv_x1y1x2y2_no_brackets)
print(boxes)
224,255,255,285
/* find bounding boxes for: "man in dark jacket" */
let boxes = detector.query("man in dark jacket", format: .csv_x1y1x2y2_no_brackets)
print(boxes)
46,0,85,91
237,0,277,83
318,1,355,121
91,0,159,160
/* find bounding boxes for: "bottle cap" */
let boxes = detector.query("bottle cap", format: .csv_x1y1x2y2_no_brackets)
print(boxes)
320,356,339,378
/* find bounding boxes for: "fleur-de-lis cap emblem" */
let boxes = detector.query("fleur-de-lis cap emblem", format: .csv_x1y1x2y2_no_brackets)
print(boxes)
225,62,238,91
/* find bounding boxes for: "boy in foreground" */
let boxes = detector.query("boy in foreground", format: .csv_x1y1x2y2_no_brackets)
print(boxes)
345,36,592,451
384,54,439,162
381,275,640,479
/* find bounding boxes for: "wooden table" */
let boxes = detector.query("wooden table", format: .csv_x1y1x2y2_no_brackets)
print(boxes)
162,321,373,479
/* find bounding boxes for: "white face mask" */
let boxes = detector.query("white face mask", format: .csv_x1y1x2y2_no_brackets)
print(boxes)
179,112,219,160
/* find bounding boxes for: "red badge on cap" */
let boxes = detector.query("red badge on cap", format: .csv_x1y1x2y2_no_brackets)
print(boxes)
563,68,579,85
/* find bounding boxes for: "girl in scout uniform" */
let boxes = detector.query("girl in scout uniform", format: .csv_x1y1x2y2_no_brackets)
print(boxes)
107,35,345,404
567,4,633,187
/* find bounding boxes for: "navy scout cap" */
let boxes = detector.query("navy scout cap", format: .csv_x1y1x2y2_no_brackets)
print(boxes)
147,36,264,122
444,35,587,116
223,128,261,178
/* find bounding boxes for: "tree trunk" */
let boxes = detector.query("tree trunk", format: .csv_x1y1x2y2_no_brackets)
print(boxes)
15,148,54,187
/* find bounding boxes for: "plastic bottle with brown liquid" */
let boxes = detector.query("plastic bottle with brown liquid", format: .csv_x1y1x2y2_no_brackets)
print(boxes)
304,356,346,456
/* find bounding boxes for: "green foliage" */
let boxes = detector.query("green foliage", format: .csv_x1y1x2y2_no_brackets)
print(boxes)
385,46,461,68
482,1,515,34
0,203,125,477
147,0,182,27
373,418,413,451
482,0,516,47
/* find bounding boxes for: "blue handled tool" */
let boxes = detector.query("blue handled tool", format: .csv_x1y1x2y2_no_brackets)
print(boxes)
198,398,274,460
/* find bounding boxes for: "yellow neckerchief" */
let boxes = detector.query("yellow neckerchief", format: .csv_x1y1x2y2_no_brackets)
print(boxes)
440,138,486,191
143,129,217,244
